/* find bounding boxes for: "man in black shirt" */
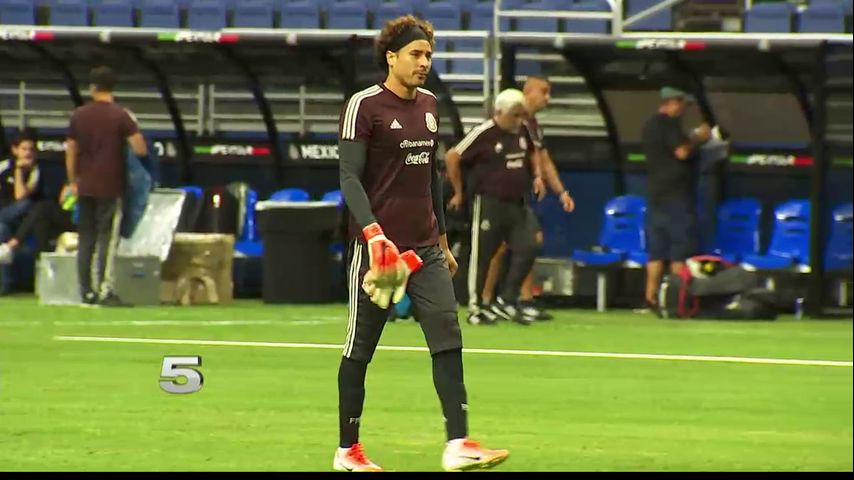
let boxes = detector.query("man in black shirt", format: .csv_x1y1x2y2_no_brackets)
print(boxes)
0,130,43,247
641,87,711,310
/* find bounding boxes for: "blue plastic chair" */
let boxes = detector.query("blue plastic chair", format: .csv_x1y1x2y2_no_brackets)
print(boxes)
177,185,204,200
280,0,320,28
373,0,409,28
742,200,811,272
565,0,611,34
514,0,571,33
572,195,647,311
625,0,671,30
187,0,227,30
50,0,88,26
798,3,846,33
233,0,275,28
140,0,180,28
711,198,762,264
744,2,794,33
270,188,310,202
0,0,36,25
327,0,368,29
94,0,134,27
826,203,853,272
321,189,344,207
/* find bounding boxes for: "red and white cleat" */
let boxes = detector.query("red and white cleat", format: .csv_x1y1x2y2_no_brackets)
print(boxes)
441,438,509,471
332,443,383,472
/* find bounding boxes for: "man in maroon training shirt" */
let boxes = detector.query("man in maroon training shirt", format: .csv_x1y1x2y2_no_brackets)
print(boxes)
333,15,509,473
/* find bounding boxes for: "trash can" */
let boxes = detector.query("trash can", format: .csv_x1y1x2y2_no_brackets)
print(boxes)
256,200,341,303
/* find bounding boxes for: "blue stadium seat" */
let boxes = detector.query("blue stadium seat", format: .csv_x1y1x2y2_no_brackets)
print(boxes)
625,0,672,31
0,0,36,25
49,0,88,26
233,0,275,28
515,0,572,33
270,188,310,201
321,189,344,207
280,0,320,28
373,0,409,28
177,185,204,199
742,199,811,272
572,194,647,311
710,198,762,264
327,0,369,29
280,0,334,13
422,1,462,30
360,0,382,13
826,202,853,272
798,3,846,33
431,38,449,75
187,0,227,30
94,0,134,27
565,0,611,34
140,0,180,28
572,195,648,267
744,2,793,33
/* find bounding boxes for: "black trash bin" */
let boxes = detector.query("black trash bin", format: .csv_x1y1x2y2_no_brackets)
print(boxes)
257,200,341,303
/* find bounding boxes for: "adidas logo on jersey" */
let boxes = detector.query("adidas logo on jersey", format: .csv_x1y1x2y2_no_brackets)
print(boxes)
390,119,403,130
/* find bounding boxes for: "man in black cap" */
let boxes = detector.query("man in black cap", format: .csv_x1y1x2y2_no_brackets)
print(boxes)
332,14,508,472
642,87,712,311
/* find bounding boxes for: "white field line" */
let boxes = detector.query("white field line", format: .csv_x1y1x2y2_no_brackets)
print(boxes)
52,335,853,368
0,319,334,326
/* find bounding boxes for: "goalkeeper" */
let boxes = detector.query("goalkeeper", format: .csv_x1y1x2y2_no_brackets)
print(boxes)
332,14,508,473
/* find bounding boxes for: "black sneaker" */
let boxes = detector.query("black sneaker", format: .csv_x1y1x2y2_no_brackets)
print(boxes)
467,310,499,326
519,300,553,321
491,301,534,326
80,291,100,308
99,292,131,308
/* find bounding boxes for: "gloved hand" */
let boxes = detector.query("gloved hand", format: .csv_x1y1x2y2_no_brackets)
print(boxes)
363,222,401,280
362,249,423,309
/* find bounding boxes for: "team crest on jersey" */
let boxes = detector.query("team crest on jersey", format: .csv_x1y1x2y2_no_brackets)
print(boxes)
519,135,528,150
425,112,438,133
494,142,503,154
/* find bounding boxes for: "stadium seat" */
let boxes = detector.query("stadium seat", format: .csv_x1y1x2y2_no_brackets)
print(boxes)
742,199,811,272
625,0,672,31
515,0,572,33
280,0,320,28
140,0,180,28
710,198,762,264
572,195,647,312
233,0,275,28
373,0,409,28
321,189,344,207
826,202,853,272
422,1,462,30
0,0,36,25
94,0,134,27
798,3,846,33
270,188,310,202
187,0,227,30
327,0,369,29
565,0,611,34
744,2,794,33
49,0,88,26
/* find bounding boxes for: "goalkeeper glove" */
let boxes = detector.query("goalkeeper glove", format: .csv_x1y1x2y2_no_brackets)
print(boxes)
362,249,423,309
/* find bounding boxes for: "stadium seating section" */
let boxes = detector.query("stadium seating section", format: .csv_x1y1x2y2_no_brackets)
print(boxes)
1,0,851,33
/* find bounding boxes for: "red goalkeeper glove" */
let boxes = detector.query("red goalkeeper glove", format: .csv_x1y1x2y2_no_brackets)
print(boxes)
362,246,423,309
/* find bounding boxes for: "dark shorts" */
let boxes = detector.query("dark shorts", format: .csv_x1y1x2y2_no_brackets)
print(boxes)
342,241,462,363
647,199,698,262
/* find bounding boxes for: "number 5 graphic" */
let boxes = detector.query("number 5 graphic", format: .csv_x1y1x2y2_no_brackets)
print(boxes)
159,356,204,394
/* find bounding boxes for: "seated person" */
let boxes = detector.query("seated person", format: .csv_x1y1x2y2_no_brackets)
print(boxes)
0,183,77,264
0,130,44,242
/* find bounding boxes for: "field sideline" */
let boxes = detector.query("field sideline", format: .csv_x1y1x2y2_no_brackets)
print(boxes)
1,296,851,471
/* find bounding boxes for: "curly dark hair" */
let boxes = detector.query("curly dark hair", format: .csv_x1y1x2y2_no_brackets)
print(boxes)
374,15,435,71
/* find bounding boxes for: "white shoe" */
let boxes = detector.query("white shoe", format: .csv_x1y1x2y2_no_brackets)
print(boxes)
0,243,13,265
332,443,383,472
442,438,509,471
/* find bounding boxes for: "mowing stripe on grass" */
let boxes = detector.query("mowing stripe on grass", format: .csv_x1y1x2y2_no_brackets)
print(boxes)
53,335,853,368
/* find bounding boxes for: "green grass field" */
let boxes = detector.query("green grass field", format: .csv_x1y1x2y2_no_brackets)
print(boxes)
0,295,851,471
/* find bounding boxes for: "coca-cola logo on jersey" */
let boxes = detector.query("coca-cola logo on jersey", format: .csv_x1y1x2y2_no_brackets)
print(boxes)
404,151,431,165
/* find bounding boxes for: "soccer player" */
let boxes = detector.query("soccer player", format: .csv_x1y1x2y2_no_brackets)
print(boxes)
481,76,575,323
334,15,509,472
445,88,546,326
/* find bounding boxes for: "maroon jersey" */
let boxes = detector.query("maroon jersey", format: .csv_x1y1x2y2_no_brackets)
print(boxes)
524,114,546,150
454,119,536,201
339,83,440,247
